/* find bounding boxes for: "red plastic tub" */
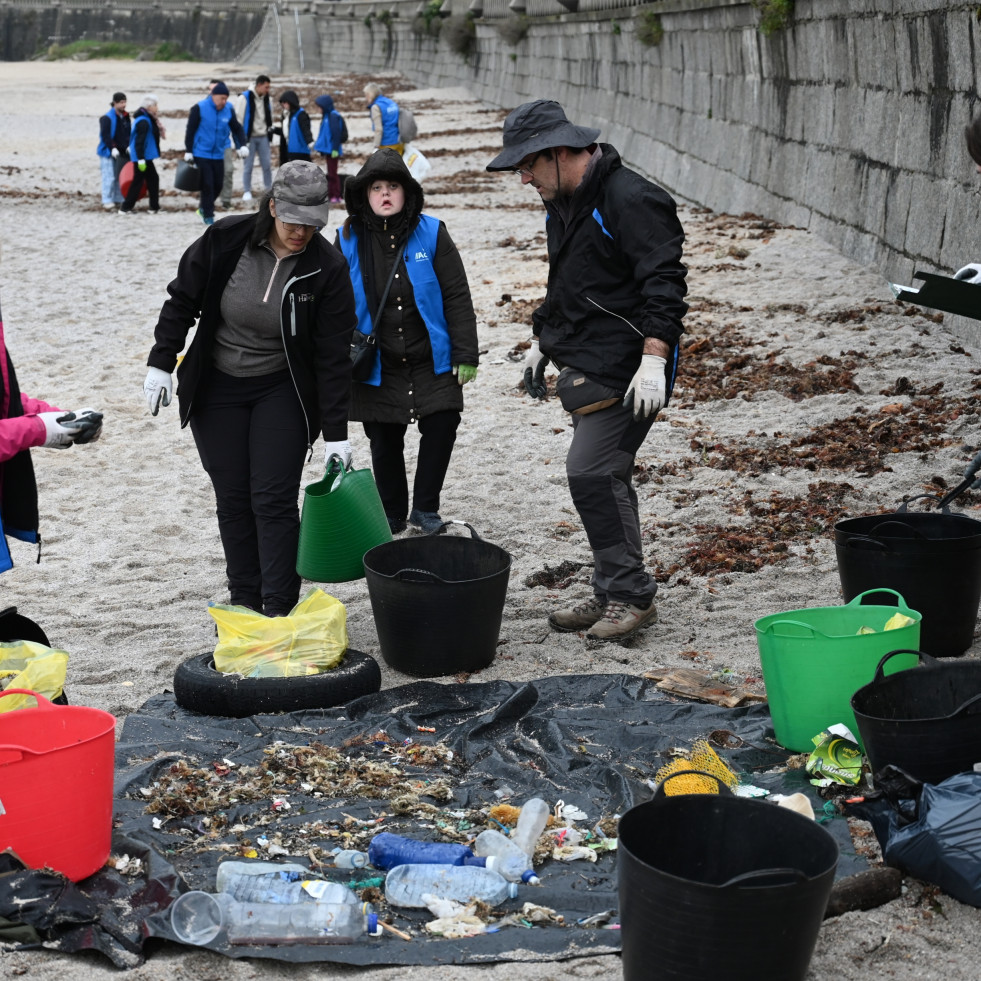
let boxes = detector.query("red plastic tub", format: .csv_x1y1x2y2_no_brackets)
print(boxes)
0,689,115,881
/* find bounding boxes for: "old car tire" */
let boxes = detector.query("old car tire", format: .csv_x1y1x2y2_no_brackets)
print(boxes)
173,649,381,717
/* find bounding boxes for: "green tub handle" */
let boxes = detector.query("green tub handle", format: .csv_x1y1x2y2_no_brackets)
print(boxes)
845,588,914,613
762,619,824,640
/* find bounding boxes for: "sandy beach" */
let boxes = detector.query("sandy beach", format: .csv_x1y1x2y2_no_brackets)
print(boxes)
2,58,981,979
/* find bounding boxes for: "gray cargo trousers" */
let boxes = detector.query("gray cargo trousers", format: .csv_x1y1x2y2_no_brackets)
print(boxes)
566,400,658,606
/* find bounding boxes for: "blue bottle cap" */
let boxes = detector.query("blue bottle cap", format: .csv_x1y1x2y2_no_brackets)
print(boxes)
367,912,381,936
521,869,540,885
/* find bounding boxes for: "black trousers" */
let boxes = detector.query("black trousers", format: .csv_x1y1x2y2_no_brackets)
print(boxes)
197,157,224,219
189,369,307,615
362,410,460,519
120,160,159,212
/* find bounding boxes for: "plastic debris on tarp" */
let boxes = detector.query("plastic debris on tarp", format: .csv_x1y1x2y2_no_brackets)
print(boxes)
0,675,866,968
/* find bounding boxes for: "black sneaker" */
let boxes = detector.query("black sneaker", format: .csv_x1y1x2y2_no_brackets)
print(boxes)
408,509,445,535
387,516,407,534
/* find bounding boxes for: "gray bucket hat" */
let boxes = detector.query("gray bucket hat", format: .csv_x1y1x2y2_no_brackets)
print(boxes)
486,100,601,172
271,160,331,227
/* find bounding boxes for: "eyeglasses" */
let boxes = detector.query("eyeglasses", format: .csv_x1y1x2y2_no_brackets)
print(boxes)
276,217,320,232
511,152,541,178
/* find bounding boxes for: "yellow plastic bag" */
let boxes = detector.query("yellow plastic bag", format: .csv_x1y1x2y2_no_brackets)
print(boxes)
210,587,348,678
0,640,69,712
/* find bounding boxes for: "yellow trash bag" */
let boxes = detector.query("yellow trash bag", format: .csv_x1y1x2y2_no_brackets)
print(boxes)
210,587,348,679
0,640,69,712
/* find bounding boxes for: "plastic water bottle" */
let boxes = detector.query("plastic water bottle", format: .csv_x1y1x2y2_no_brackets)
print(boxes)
332,849,369,869
170,890,379,946
215,860,359,905
473,828,540,884
384,863,518,908
510,797,550,859
368,832,481,871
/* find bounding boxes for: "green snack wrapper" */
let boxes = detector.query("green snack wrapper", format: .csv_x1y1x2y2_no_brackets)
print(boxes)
805,723,863,787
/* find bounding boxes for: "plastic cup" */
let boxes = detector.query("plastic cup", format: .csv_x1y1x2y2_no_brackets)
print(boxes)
170,890,225,946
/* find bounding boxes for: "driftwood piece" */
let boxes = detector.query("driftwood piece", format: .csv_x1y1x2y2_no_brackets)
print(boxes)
824,866,903,918
643,667,767,708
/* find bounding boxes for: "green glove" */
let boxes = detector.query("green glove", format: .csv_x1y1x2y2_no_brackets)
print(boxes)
331,150,339,158
137,159,146,172
454,364,478,386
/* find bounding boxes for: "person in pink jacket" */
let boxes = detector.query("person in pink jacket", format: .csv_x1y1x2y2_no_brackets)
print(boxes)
0,289,103,573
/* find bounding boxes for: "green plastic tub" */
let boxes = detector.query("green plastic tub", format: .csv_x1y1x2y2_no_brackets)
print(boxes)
755,589,921,752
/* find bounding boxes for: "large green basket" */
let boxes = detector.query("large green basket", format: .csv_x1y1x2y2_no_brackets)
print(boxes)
296,463,392,583
755,589,921,752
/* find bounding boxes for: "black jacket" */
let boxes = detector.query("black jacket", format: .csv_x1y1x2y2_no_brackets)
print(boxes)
147,214,356,444
339,149,478,424
533,144,687,396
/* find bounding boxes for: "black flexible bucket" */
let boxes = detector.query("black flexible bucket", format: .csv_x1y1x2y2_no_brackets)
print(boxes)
834,499,981,657
362,522,511,678
174,159,201,192
0,607,50,646
851,649,981,784
618,773,839,981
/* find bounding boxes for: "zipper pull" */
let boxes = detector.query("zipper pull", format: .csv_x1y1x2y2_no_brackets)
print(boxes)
290,293,297,336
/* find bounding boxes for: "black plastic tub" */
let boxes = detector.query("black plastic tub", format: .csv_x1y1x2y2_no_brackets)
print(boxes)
851,649,981,784
835,504,981,657
618,774,838,981
362,523,511,678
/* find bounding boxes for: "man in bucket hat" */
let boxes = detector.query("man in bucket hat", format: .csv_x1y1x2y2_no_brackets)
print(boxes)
488,100,688,643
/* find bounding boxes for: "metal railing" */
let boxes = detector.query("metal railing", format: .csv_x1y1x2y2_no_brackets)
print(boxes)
294,6,304,70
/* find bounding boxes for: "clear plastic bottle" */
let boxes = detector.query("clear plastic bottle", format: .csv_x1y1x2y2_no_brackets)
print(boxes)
367,832,479,871
215,860,359,905
384,863,519,908
332,849,369,869
473,828,540,884
170,890,379,946
510,797,550,859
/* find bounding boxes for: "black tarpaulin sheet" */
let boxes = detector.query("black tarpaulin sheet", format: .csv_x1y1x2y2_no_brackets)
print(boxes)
0,674,867,968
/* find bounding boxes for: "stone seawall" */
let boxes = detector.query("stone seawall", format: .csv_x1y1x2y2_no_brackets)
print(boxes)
307,0,981,335
0,2,267,63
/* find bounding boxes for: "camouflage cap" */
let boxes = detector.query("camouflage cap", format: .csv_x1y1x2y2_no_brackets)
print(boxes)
271,161,331,228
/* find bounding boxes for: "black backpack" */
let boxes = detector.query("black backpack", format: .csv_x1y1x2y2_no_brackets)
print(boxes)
336,112,348,144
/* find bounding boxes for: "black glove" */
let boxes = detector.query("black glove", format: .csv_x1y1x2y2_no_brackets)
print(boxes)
522,338,548,400
57,408,103,445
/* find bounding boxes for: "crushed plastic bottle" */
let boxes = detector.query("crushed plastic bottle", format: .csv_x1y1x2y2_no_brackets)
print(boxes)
510,797,550,859
368,832,482,871
215,860,359,905
170,890,379,946
332,849,369,869
472,828,540,884
384,863,519,908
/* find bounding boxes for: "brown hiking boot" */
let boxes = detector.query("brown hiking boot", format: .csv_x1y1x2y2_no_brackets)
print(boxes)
585,599,658,643
548,596,607,633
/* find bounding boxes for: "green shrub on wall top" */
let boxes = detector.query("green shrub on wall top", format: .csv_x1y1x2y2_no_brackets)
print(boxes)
443,13,476,57
635,10,663,47
752,0,793,36
412,0,444,37
497,14,528,46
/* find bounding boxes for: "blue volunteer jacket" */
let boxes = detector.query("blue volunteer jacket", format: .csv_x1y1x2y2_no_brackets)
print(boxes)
188,96,243,160
287,108,312,155
128,110,160,162
370,95,401,146
339,214,450,386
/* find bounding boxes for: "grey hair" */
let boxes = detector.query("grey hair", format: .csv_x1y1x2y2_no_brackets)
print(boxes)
141,93,159,108
363,82,382,101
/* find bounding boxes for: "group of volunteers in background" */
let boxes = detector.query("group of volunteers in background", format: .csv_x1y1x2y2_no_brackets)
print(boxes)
97,74,351,222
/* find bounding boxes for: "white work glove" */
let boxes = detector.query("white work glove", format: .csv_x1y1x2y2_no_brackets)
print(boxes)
37,412,76,449
110,147,120,159
143,367,173,416
522,337,548,400
57,408,103,444
324,440,353,470
954,263,981,285
237,145,249,159
623,355,667,420
183,152,194,163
